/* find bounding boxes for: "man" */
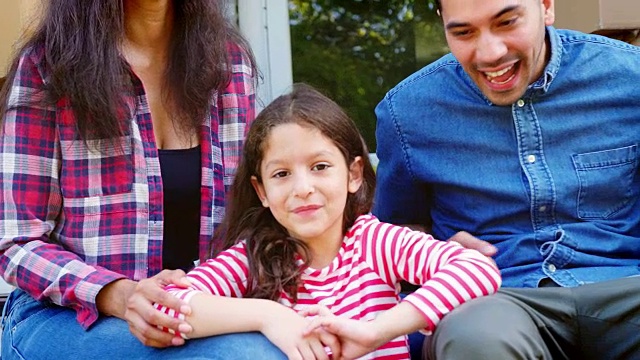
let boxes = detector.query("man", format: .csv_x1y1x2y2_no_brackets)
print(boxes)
373,0,640,358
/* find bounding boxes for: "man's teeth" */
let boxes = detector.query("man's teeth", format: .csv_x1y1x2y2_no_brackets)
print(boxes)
484,64,515,84
485,65,513,78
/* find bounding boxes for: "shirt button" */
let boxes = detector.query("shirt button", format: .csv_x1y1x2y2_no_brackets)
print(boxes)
517,99,525,107
548,264,557,273
539,205,547,212
527,155,536,163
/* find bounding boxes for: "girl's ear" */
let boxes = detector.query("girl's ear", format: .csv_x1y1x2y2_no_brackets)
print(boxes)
251,176,269,207
348,156,364,194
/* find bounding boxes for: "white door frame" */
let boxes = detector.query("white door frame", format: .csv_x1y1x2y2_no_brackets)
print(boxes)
237,0,293,111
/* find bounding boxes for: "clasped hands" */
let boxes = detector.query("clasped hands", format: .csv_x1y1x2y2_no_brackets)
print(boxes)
260,303,385,360
298,305,387,360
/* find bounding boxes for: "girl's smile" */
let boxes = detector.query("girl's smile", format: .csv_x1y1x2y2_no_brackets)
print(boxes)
292,204,323,216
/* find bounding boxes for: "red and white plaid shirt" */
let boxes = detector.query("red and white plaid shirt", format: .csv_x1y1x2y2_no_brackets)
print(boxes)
0,43,255,328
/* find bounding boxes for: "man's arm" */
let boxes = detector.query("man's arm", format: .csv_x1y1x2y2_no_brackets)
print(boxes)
372,96,431,225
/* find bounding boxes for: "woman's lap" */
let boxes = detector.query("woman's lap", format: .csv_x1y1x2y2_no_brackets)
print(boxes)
1,289,286,360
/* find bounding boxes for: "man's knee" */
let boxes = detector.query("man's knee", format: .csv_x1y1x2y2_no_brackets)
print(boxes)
425,294,550,359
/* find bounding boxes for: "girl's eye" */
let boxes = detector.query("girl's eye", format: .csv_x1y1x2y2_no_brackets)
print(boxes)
312,164,330,171
273,171,289,178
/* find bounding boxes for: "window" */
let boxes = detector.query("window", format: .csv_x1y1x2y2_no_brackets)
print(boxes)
237,0,448,151
289,0,447,151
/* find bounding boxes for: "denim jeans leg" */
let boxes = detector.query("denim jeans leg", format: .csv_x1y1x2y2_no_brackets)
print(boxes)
2,289,286,360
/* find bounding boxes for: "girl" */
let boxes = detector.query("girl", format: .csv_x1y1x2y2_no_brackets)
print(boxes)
155,84,501,359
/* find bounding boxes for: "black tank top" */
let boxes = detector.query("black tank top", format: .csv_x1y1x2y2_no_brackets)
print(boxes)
158,146,201,272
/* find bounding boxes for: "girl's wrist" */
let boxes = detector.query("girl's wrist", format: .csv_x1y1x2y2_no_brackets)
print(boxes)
257,299,288,331
369,318,398,346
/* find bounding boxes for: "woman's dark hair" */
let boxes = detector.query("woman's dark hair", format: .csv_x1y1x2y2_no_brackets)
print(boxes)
213,83,376,302
0,0,256,141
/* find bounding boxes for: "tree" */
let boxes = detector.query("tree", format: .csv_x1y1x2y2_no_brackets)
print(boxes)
289,0,447,150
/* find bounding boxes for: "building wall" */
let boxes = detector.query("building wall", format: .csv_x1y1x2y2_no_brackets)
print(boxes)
0,0,39,76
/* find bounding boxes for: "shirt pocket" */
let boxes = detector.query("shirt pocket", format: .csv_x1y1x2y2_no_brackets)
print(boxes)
572,144,638,219
59,136,134,199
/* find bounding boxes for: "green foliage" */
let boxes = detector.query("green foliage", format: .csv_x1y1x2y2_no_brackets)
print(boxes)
289,0,448,151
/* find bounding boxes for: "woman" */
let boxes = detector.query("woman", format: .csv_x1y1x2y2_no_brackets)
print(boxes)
0,0,286,358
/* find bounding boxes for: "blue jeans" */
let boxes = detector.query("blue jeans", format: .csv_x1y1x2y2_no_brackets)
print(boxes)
1,289,286,359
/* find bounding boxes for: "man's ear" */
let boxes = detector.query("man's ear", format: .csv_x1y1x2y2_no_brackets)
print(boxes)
542,0,555,26
348,156,364,194
251,176,269,207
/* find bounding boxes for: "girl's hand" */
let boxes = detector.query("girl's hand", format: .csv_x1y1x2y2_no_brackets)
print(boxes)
301,305,384,360
261,305,341,360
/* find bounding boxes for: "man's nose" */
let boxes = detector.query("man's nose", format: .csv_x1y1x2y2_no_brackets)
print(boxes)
476,32,508,65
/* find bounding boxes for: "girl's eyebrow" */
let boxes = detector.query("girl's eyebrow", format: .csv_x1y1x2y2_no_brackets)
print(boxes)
445,5,520,30
262,150,336,169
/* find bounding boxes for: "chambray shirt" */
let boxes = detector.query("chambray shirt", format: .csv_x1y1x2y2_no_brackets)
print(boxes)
374,27,640,288
0,43,255,328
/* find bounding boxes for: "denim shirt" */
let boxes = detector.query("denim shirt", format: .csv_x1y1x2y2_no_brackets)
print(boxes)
373,27,640,288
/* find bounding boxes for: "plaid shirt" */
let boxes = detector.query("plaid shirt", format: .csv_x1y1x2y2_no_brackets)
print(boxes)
0,43,255,328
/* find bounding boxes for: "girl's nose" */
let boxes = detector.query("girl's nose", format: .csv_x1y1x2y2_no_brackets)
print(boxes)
292,173,314,197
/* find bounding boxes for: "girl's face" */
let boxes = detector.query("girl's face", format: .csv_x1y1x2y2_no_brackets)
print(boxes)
251,123,363,249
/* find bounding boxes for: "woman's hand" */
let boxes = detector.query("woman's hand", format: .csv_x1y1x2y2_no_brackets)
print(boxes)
260,305,341,360
301,305,385,360
97,270,193,348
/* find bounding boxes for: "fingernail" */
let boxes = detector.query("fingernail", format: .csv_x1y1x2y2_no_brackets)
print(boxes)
178,323,193,333
483,245,497,253
180,305,191,315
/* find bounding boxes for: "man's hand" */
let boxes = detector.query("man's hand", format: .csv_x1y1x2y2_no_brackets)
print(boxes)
447,231,497,257
404,225,497,261
96,270,193,348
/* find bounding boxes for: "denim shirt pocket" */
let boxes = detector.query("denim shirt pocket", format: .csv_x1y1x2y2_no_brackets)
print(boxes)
572,144,638,219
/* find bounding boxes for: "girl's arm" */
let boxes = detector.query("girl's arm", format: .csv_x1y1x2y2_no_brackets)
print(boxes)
303,217,500,358
185,294,340,360
365,217,501,332
185,294,295,336
153,243,341,358
395,233,501,332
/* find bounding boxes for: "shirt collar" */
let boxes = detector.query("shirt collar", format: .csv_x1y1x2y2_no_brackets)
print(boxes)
529,26,562,93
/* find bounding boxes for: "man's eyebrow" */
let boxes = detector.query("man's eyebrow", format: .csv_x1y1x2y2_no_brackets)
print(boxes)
445,5,520,31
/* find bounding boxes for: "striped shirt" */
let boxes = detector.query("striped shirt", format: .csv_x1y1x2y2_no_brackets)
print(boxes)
0,43,255,328
157,215,501,359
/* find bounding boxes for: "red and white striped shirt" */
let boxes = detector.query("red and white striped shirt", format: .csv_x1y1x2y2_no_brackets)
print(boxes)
157,214,501,359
